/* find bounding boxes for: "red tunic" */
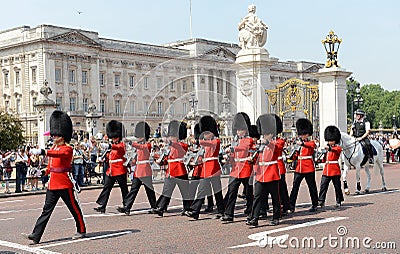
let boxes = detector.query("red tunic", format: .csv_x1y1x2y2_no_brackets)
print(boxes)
199,138,221,178
293,140,316,174
166,141,188,177
132,142,152,178
254,141,280,183
322,145,342,176
275,137,286,175
229,137,254,178
46,144,73,190
106,141,127,177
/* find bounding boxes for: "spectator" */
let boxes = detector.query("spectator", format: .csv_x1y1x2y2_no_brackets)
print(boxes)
72,143,85,187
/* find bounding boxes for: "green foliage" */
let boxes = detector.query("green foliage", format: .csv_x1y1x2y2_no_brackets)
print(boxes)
0,112,25,151
346,80,400,129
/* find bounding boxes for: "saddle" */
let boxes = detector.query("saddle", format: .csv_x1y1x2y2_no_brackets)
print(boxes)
360,141,377,166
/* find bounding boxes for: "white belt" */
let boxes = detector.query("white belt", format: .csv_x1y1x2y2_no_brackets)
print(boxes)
136,160,151,165
325,161,339,164
167,158,184,163
298,156,313,160
277,156,283,160
109,159,123,164
259,161,277,166
234,158,248,162
203,157,219,162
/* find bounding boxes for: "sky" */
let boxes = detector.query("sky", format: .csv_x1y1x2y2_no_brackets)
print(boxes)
1,0,399,91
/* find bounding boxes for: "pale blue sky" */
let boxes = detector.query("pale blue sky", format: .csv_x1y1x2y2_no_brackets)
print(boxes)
2,0,399,90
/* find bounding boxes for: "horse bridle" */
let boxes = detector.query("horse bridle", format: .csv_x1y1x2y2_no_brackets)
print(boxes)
340,138,358,168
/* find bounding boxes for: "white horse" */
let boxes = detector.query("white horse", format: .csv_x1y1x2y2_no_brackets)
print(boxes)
340,132,387,195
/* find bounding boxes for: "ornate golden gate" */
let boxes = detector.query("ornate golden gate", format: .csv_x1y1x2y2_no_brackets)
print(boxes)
266,78,319,134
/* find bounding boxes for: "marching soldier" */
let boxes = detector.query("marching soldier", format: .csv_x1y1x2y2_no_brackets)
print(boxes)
288,118,319,213
117,121,157,215
246,114,281,227
274,114,290,216
221,112,254,222
318,126,344,208
23,110,86,244
185,115,224,220
152,120,191,217
94,120,128,213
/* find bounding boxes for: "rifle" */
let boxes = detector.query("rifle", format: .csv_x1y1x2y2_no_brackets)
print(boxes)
156,143,170,165
288,139,302,160
249,143,266,163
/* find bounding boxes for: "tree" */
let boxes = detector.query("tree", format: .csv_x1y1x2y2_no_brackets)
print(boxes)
0,112,25,151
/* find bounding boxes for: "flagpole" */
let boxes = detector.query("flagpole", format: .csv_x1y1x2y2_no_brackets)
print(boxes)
189,0,193,39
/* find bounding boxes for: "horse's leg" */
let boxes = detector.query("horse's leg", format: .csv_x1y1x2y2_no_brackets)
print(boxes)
342,164,350,195
364,164,371,193
355,166,362,194
378,158,387,191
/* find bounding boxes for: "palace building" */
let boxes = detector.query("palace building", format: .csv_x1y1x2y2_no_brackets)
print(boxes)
0,24,323,144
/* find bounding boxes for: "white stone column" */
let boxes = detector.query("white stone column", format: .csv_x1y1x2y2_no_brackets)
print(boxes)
235,48,276,123
315,67,352,146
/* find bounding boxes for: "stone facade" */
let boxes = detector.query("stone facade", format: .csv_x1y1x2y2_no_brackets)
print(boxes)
0,24,322,144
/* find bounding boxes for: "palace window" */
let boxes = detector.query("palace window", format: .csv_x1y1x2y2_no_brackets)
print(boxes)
55,68,62,82
15,71,20,86
129,75,135,88
4,72,9,87
114,74,120,87
143,76,148,89
70,97,76,112
100,99,105,113
31,67,37,83
32,97,37,111
157,101,163,115
115,100,121,115
82,70,88,84
69,69,76,83
99,73,105,86
83,98,88,112
16,99,21,113
56,97,62,110
130,101,135,114
157,77,162,89
182,80,187,91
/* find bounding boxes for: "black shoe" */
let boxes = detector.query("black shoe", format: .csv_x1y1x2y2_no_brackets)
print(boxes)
334,202,341,208
318,201,325,207
269,219,279,226
22,233,39,244
287,209,295,214
93,206,106,213
246,218,258,227
154,207,164,217
368,158,374,164
308,206,317,212
116,206,130,215
281,210,288,217
184,210,199,220
364,189,370,194
221,215,234,222
180,209,187,216
214,213,223,219
72,232,86,240
204,206,214,213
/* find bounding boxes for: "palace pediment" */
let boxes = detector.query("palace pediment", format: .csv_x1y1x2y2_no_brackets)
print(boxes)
303,64,323,73
201,46,236,62
48,31,101,47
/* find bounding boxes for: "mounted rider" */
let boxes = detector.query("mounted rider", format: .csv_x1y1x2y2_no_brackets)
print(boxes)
350,109,373,164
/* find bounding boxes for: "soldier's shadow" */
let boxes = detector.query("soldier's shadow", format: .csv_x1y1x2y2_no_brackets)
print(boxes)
38,229,140,245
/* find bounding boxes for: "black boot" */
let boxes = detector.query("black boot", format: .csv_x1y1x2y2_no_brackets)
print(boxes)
94,206,106,213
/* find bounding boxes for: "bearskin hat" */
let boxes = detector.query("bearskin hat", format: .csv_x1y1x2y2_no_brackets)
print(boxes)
199,115,219,137
168,120,187,140
106,120,124,139
232,112,251,134
135,121,151,141
256,114,277,135
193,123,200,140
50,110,73,143
249,125,260,139
296,118,313,135
324,125,341,144
274,114,283,134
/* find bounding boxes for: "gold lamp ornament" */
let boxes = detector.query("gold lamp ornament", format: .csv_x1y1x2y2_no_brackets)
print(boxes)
322,30,342,68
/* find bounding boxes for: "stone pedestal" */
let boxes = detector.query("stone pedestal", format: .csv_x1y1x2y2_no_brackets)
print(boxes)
315,67,352,146
235,48,276,123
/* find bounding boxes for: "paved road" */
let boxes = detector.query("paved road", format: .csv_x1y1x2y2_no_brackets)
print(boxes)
0,163,399,253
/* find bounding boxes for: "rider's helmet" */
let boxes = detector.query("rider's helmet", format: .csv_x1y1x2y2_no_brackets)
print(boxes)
354,108,365,116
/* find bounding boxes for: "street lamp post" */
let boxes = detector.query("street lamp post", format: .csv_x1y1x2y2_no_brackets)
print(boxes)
86,102,102,139
220,95,232,136
322,30,342,68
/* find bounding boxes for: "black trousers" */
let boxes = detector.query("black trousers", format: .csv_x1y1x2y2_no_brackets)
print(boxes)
250,180,280,220
31,188,86,241
189,176,214,208
289,172,319,209
191,176,224,214
318,175,344,204
223,177,253,216
124,176,156,210
156,174,191,211
279,174,290,211
96,173,128,209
